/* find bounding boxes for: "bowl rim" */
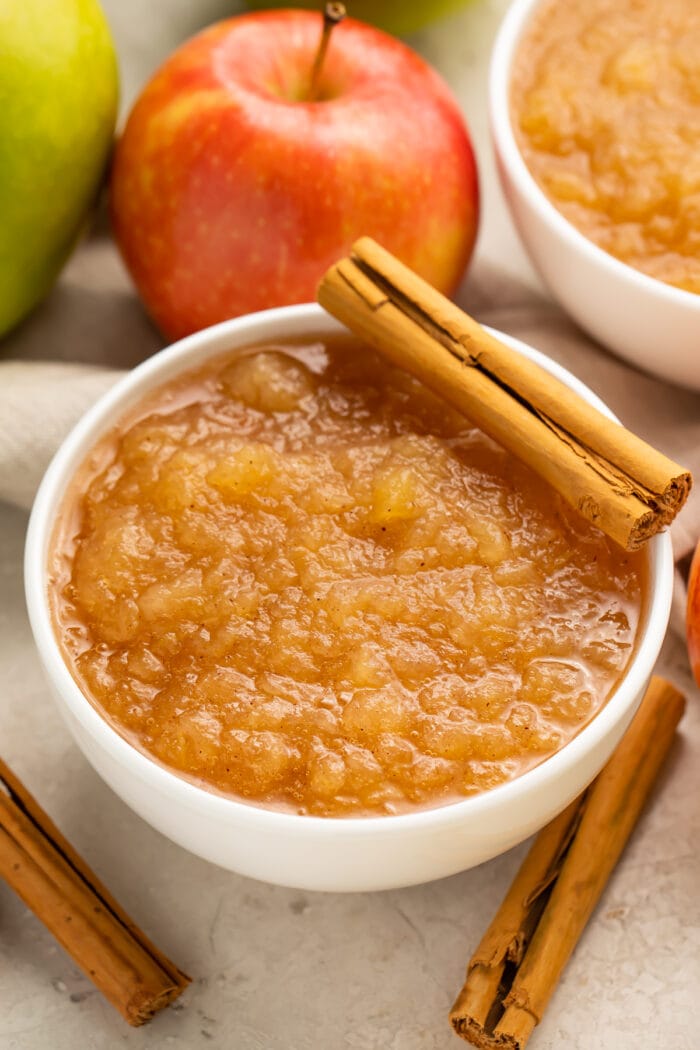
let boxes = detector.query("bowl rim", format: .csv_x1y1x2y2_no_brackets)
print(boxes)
488,0,700,313
25,302,673,838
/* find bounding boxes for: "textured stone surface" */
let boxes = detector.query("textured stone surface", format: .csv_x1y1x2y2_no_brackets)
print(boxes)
1,1,699,1047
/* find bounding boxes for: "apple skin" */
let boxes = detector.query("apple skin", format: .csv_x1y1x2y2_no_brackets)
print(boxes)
686,540,700,686
0,0,118,337
110,10,479,340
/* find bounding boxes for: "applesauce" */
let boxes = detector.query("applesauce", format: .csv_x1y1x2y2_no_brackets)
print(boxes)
512,0,700,294
50,336,644,816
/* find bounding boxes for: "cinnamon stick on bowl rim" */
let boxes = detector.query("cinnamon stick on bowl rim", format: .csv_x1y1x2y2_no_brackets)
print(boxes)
317,238,691,550
0,758,190,1025
449,675,685,1049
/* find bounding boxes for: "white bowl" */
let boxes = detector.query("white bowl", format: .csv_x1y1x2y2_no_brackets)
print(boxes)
25,304,673,892
490,0,700,391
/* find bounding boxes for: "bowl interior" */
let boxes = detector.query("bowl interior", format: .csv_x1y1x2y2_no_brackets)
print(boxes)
25,303,673,836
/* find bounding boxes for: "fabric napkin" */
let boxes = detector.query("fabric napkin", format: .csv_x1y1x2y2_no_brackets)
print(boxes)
0,361,122,510
1,233,698,635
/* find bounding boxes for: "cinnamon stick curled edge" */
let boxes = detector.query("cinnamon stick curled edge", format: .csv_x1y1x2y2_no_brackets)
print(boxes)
0,759,190,1025
317,238,691,550
449,675,685,1049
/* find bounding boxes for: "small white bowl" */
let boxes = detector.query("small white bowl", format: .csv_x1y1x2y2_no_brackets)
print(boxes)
490,0,700,391
25,304,673,892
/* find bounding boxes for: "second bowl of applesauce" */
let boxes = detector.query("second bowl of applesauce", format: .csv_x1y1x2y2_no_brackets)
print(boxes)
512,0,700,296
27,306,671,890
490,0,700,390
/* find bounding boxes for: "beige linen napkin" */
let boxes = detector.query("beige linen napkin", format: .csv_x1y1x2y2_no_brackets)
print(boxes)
1,241,698,633
0,230,155,511
0,361,123,510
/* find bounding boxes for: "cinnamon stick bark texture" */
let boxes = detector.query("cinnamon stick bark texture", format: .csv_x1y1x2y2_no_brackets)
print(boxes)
0,759,190,1025
317,239,691,550
449,675,685,1049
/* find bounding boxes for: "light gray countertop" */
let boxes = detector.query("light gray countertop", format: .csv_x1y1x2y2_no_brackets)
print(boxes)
2,2,699,1048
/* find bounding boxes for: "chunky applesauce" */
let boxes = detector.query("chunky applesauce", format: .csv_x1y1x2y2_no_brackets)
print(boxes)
512,0,700,293
51,337,644,816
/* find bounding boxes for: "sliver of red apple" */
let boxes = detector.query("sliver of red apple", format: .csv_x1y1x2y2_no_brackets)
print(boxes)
686,540,700,686
110,6,479,339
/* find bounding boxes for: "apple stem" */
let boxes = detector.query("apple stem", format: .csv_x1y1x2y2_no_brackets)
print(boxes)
308,2,346,102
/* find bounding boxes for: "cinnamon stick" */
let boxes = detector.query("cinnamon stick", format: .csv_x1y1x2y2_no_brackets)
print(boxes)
317,239,691,549
449,675,685,1048
0,758,190,1025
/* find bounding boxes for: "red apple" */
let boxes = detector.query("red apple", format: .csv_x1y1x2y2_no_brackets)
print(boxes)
687,539,700,686
110,9,478,339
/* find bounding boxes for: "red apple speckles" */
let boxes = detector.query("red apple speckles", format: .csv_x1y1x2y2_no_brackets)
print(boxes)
110,10,479,339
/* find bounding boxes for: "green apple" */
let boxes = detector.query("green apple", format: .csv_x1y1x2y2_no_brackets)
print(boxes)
0,0,118,337
244,0,470,37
